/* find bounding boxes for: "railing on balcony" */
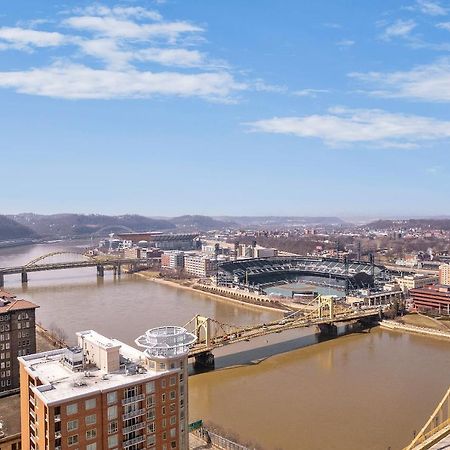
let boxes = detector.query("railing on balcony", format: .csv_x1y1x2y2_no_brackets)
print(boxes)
122,409,145,421
121,393,145,405
122,421,145,435
123,435,145,448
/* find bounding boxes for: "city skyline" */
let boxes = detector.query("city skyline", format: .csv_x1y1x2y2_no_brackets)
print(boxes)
2,0,450,216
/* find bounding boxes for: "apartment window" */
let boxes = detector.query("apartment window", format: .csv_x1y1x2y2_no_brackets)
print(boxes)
162,431,167,441
87,444,97,450
107,405,117,421
162,406,166,415
161,378,166,388
86,429,97,440
147,435,156,446
146,381,155,394
170,416,176,425
171,441,177,449
162,418,166,429
170,390,176,400
108,434,118,448
124,386,138,398
146,394,155,408
169,403,175,413
66,403,78,415
170,428,176,438
161,393,166,402
85,414,96,425
85,398,96,410
147,408,155,420
108,421,118,434
67,419,78,431
147,422,155,433
107,391,117,405
169,376,176,386
67,434,78,446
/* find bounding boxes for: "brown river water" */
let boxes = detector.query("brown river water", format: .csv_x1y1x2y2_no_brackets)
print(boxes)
1,243,450,450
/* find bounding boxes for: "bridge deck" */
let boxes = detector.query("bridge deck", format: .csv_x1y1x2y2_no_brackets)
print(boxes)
188,308,380,357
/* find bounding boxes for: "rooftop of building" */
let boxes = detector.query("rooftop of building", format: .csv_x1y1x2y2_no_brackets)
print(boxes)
0,298,39,313
19,330,177,406
0,290,15,300
0,394,20,441
411,284,450,294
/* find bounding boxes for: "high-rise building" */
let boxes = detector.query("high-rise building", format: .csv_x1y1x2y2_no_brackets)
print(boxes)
0,290,38,394
439,264,450,286
19,326,196,450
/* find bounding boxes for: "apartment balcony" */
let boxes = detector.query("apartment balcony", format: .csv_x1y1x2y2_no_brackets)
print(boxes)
121,393,145,406
122,422,145,435
122,409,145,421
54,414,61,422
123,435,145,448
55,431,62,439
55,446,62,450
29,396,36,406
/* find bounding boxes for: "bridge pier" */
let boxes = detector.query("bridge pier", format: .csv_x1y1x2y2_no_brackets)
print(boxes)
0,272,3,288
21,270,28,284
318,323,338,337
97,264,104,278
194,351,215,371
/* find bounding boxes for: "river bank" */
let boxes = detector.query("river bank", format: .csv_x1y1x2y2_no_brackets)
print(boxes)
135,270,286,314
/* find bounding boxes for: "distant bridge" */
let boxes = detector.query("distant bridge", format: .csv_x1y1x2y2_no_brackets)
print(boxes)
185,294,382,368
0,251,150,287
218,256,387,293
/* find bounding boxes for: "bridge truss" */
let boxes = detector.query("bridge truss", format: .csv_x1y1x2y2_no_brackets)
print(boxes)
405,385,450,449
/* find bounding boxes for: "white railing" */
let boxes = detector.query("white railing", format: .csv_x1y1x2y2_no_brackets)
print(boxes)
122,393,145,405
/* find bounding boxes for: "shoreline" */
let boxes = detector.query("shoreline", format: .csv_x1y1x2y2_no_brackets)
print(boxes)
134,271,285,315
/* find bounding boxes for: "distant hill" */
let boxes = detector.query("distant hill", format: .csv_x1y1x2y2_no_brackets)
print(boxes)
169,215,237,231
218,216,346,228
11,214,175,238
365,219,450,231
0,215,38,241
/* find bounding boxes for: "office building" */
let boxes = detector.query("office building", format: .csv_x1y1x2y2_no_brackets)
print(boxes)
394,274,438,294
161,252,185,270
184,255,217,278
439,264,450,286
19,326,197,450
410,284,450,314
0,290,38,394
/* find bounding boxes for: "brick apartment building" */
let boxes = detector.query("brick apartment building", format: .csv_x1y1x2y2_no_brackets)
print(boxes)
19,326,196,450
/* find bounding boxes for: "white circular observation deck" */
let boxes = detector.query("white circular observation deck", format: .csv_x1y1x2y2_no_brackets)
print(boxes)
135,326,197,359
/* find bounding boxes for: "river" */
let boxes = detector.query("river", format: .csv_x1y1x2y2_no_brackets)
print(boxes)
1,243,450,450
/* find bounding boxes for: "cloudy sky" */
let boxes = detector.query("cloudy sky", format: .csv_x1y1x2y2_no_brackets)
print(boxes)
2,0,450,217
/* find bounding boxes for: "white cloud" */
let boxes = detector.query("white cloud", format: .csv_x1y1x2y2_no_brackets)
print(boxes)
381,19,417,41
293,88,330,97
436,21,450,30
350,59,450,102
75,5,162,21
63,16,202,40
0,63,246,100
336,39,355,47
0,27,66,50
135,48,205,67
0,3,252,102
245,107,450,147
416,0,447,16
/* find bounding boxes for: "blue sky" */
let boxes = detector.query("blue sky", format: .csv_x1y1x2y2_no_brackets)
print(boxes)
2,0,450,218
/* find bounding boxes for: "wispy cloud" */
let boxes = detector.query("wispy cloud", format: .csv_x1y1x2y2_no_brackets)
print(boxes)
245,107,450,148
0,3,248,101
336,39,355,47
0,27,67,50
380,19,417,41
0,63,246,100
350,58,450,102
416,0,447,16
293,88,330,97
